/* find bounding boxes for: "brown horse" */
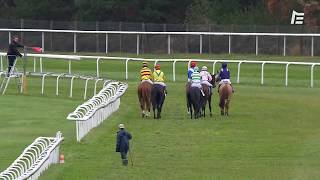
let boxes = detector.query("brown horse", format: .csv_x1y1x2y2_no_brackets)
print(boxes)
218,83,233,116
138,81,152,118
201,74,216,117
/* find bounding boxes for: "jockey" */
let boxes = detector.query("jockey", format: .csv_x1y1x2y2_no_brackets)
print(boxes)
140,61,153,84
187,61,197,82
153,64,167,95
218,62,234,92
200,66,213,94
191,66,205,96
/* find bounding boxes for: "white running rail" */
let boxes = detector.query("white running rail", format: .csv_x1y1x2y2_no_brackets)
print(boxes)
67,82,128,142
0,131,64,180
1,53,319,87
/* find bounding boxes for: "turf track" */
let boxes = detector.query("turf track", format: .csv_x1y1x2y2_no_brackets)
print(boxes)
0,54,320,179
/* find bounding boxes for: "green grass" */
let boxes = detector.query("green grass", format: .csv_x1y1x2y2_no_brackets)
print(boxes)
1,54,320,179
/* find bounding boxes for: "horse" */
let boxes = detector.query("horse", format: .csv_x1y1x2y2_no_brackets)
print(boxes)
201,74,216,117
188,86,203,119
151,84,166,119
218,82,233,116
137,81,152,118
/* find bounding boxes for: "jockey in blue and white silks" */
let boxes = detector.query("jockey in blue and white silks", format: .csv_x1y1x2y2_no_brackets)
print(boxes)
218,62,234,92
187,61,197,82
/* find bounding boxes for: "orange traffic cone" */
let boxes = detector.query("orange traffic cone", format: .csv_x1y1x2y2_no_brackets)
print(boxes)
59,154,65,164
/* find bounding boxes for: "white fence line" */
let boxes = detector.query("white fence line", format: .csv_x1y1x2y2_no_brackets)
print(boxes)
1,53,319,87
67,82,128,142
1,28,319,56
0,131,63,180
0,54,112,99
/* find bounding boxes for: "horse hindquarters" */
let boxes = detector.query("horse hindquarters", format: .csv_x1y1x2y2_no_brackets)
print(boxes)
219,84,232,116
138,82,152,118
189,87,201,119
151,85,165,119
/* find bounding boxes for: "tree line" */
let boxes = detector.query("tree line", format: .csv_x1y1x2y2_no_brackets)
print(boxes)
0,0,319,26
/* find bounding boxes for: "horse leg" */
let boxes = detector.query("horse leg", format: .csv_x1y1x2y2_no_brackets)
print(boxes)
193,103,198,119
186,93,190,114
140,101,145,118
146,96,151,118
208,96,212,117
153,106,156,119
225,99,230,116
202,98,207,118
190,103,193,119
157,106,161,119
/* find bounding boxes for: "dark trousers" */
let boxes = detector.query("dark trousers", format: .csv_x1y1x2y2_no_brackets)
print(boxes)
120,150,128,166
7,55,16,75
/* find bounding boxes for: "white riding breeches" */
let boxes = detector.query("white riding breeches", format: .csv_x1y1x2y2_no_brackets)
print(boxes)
201,81,213,87
191,82,202,89
154,82,166,87
141,79,153,84
219,79,231,85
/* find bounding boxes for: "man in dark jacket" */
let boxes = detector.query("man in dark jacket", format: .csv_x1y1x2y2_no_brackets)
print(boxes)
7,36,24,76
116,123,132,166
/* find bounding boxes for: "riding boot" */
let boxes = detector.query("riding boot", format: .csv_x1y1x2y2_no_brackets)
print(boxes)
217,84,221,93
231,84,235,93
164,87,167,96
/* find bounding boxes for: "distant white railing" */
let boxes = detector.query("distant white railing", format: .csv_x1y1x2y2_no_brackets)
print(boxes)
0,131,63,180
0,28,319,56
1,53,319,87
67,82,128,142
77,55,320,87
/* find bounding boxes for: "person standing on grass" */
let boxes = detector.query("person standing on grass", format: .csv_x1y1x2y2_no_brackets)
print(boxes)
7,36,24,77
116,123,132,166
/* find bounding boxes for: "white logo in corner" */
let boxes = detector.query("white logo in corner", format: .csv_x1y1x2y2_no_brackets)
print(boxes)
291,10,304,25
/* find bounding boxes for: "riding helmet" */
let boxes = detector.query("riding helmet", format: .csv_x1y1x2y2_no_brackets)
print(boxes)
191,61,197,67
202,66,208,71
155,64,160,70
222,62,227,68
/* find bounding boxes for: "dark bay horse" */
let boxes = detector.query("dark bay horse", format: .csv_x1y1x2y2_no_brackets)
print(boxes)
218,83,233,116
151,84,166,119
201,74,216,117
138,81,152,118
188,86,203,119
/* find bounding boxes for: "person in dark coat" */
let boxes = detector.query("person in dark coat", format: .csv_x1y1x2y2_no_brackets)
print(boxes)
6,36,24,76
116,123,132,166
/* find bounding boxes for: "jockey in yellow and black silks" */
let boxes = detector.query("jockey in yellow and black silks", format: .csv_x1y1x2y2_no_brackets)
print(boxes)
153,64,167,94
140,62,153,84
